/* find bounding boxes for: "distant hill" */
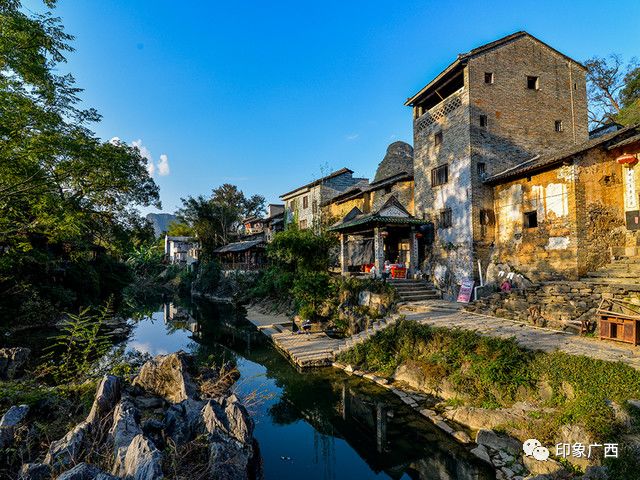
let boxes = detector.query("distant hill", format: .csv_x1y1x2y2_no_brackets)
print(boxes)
146,213,177,237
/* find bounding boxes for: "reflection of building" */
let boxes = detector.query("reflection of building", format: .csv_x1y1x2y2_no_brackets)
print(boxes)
280,168,368,230
163,303,198,333
328,142,431,277
164,235,199,266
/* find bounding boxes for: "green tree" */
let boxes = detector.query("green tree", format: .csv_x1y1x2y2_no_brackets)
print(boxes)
585,55,640,128
177,184,265,258
0,1,160,324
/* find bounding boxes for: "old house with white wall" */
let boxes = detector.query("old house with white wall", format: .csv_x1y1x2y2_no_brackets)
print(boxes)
405,31,589,294
280,168,367,230
164,235,199,266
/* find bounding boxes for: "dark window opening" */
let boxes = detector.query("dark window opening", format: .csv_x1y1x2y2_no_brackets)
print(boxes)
480,209,494,226
439,208,452,229
434,131,443,146
431,164,449,186
555,120,563,132
574,82,577,90
384,185,392,194
484,72,494,84
477,162,486,177
524,211,538,228
527,76,539,90
479,114,488,127
302,196,309,209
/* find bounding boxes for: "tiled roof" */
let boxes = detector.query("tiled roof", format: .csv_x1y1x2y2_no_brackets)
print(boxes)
485,125,640,185
213,239,265,254
280,167,353,199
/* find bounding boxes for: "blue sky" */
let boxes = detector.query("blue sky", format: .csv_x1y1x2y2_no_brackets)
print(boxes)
28,0,640,214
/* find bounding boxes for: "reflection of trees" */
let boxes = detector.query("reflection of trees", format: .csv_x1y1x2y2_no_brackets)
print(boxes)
268,397,300,425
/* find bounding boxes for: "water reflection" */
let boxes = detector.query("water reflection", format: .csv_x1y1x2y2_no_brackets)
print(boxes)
127,301,494,480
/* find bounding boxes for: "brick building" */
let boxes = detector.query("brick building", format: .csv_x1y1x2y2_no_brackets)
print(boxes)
280,168,367,230
405,31,589,294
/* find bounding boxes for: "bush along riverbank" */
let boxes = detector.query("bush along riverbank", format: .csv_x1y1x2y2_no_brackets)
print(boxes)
334,318,640,480
1,350,260,480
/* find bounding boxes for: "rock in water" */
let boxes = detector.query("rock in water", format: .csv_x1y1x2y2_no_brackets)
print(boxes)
110,399,142,476
44,421,91,469
86,375,122,425
122,434,163,480
133,351,198,403
18,463,51,480
0,404,29,448
0,347,30,379
209,436,254,480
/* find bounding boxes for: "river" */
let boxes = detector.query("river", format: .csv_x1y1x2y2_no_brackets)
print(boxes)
120,298,494,480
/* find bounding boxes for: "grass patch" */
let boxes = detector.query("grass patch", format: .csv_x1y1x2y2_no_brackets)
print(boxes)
337,318,640,442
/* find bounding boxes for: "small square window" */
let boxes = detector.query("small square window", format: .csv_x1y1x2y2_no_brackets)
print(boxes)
523,211,538,228
434,131,443,147
555,120,563,132
477,162,486,177
439,208,452,229
484,72,494,84
299,219,308,229
384,185,392,194
479,115,488,127
527,76,539,90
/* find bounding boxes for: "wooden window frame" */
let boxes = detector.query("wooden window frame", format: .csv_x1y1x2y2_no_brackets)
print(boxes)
431,164,449,187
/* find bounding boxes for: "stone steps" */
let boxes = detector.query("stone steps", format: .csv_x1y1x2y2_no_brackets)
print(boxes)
388,280,440,303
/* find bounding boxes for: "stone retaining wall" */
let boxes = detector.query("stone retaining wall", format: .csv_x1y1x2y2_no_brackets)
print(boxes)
465,281,640,332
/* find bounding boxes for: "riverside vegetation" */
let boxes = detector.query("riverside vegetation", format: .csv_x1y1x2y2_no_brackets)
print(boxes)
337,318,640,477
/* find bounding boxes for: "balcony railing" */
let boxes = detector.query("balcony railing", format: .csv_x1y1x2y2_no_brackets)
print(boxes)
415,87,464,133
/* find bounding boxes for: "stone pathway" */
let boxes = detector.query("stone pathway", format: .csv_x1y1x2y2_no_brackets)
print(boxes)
246,302,640,370
401,301,640,369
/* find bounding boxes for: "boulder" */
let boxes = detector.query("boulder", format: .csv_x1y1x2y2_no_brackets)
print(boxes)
0,404,29,448
133,351,198,403
121,434,163,480
0,347,30,379
18,463,51,480
56,462,117,480
44,420,91,469
110,399,142,475
470,445,492,465
208,435,254,480
202,395,254,445
86,375,122,425
523,454,566,476
583,465,609,479
442,406,525,431
475,429,521,455
163,398,204,445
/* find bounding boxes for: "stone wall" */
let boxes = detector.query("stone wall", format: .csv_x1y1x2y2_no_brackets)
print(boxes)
466,281,640,332
370,179,414,214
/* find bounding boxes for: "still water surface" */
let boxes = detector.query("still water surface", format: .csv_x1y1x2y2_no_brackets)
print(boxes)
123,300,494,480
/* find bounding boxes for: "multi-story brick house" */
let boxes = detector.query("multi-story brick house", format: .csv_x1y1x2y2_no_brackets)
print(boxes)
280,168,367,230
405,31,589,294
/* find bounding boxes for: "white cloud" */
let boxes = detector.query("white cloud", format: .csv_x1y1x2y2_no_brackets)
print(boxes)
109,136,121,145
157,154,170,176
130,138,170,177
345,133,359,141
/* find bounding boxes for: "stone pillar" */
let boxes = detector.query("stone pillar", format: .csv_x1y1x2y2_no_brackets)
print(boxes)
340,233,347,275
410,227,419,278
374,227,385,272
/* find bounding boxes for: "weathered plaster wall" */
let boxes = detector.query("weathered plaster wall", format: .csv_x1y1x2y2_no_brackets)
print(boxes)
370,180,415,214
493,167,579,280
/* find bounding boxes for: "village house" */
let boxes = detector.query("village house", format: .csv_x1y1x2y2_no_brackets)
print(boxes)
242,204,285,240
328,142,431,277
280,168,368,230
164,235,199,267
405,31,589,294
486,125,640,281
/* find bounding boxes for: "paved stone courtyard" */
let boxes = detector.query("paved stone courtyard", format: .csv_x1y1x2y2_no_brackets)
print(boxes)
247,302,640,370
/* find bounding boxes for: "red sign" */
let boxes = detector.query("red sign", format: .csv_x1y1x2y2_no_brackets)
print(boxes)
457,279,475,303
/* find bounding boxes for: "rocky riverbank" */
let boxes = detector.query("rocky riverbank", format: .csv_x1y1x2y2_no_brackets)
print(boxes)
1,351,261,480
